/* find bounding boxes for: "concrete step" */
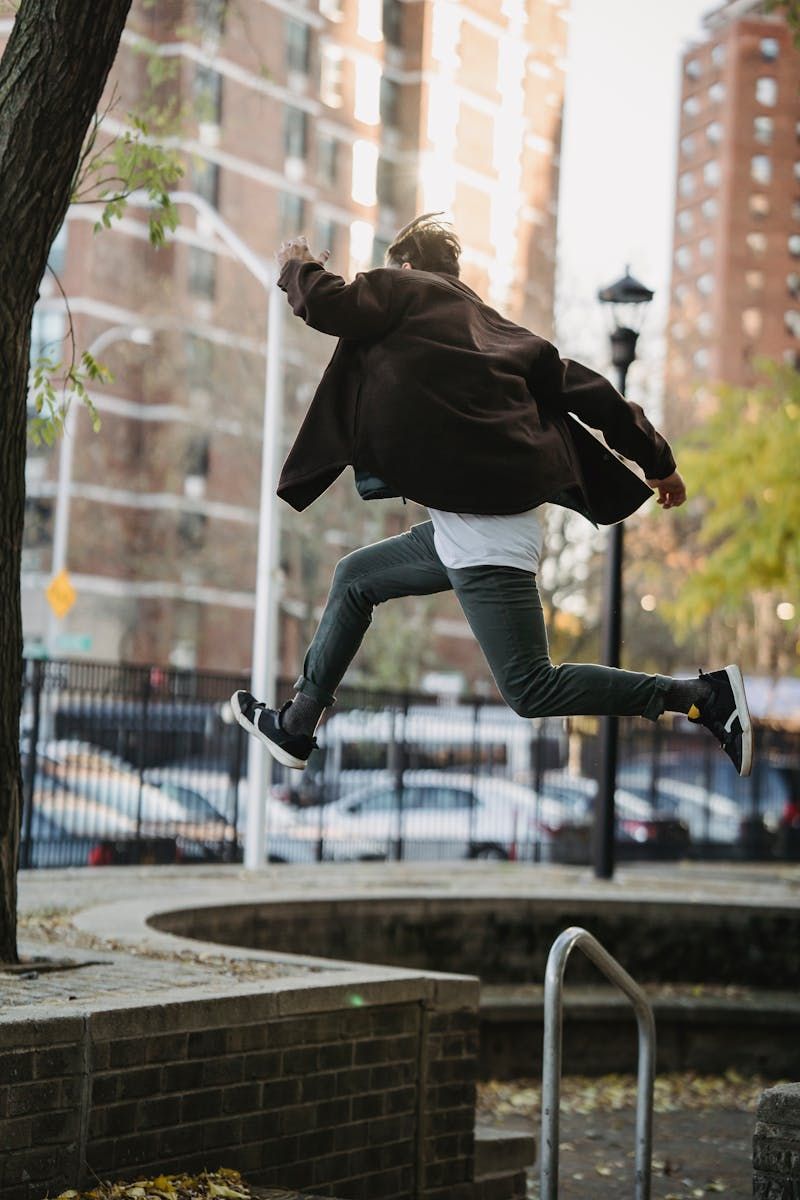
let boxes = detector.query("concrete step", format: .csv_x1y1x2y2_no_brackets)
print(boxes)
479,983,800,1078
474,1120,537,1180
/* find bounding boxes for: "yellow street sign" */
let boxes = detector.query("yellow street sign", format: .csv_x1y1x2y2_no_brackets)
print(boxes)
46,569,76,619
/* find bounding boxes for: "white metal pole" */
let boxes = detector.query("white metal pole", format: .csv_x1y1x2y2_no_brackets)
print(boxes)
46,324,151,655
244,278,285,870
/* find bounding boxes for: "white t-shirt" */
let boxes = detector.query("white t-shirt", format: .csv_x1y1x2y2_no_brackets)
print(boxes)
428,505,546,573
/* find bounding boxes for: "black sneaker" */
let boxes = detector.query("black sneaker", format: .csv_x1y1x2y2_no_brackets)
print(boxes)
688,665,753,777
230,690,317,770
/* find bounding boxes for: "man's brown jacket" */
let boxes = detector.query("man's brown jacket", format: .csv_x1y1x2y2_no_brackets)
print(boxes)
276,260,676,525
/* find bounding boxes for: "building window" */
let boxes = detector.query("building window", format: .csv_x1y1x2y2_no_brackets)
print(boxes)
794,162,800,182
675,246,693,271
190,156,220,207
47,223,68,276
693,348,709,370
677,209,694,234
286,17,311,74
754,115,773,145
685,58,701,79
683,95,701,118
317,134,339,185
382,0,402,45
372,235,391,267
185,334,214,390
284,106,309,159
279,192,306,237
314,216,337,260
785,310,800,338
699,235,714,258
320,45,344,107
794,199,800,222
706,120,722,145
711,43,725,68
701,196,718,220
30,308,65,365
319,0,344,21
760,37,779,61
184,435,210,499
376,156,397,206
742,308,762,338
351,138,378,205
671,320,687,341
749,193,770,217
194,65,223,124
354,57,381,124
747,231,767,254
751,154,771,185
746,270,764,290
679,171,695,198
697,273,713,295
756,76,778,107
790,235,800,258
188,246,216,299
380,76,400,128
708,81,725,104
697,311,713,336
178,511,207,550
357,0,382,41
789,273,800,298
674,283,689,304
195,0,225,37
703,160,720,187
23,498,53,551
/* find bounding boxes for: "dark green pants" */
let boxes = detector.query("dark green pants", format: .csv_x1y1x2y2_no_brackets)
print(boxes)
294,521,670,721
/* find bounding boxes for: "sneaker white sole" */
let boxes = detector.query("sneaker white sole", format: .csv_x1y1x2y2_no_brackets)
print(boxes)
230,691,308,770
724,664,752,777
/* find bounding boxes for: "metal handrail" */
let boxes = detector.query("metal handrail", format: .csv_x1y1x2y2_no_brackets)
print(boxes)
540,927,656,1200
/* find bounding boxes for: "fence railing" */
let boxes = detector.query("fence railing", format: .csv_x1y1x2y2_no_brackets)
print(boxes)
18,656,800,869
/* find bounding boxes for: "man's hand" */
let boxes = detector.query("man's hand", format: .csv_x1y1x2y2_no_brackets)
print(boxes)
277,234,330,271
646,469,686,509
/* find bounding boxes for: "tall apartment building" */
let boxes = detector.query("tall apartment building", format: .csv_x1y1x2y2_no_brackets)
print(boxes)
665,0,800,436
17,0,568,685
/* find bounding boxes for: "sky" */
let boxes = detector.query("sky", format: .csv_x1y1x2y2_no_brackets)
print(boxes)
555,0,712,366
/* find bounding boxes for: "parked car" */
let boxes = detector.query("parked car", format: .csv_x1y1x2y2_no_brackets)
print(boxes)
144,760,332,864
539,771,691,857
291,771,569,862
25,741,234,863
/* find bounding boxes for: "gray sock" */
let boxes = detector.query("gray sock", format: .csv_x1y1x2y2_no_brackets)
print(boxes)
280,691,325,737
664,675,713,715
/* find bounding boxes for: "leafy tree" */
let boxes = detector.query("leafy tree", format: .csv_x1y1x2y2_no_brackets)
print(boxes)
665,364,800,666
0,0,137,963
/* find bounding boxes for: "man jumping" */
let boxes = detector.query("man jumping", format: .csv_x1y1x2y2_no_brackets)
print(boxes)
232,213,752,777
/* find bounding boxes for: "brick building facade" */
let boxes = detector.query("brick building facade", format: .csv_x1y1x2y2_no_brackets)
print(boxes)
664,0,800,437
16,0,568,690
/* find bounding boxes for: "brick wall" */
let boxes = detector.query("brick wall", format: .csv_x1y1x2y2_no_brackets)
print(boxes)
0,974,480,1200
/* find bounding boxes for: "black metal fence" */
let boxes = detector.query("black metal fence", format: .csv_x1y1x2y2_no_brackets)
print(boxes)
18,656,800,869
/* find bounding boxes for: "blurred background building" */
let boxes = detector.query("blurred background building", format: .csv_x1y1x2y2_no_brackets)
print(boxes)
19,0,568,690
664,0,800,436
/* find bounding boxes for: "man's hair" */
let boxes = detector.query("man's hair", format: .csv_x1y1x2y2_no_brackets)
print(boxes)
385,212,461,277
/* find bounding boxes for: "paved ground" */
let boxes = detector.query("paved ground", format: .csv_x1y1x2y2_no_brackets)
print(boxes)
8,860,793,1195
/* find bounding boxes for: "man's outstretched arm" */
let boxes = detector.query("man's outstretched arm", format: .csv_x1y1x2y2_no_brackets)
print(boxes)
530,339,685,505
276,235,396,340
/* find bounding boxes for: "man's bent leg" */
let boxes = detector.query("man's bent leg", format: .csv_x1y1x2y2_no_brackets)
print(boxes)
293,521,451,710
449,564,670,721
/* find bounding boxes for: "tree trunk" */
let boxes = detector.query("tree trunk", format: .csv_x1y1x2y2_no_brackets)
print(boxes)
0,0,133,962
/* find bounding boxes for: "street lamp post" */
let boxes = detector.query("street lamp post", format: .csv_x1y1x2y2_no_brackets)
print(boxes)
593,268,654,880
46,323,153,655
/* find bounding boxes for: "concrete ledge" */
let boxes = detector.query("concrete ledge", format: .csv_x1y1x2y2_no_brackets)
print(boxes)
753,1084,800,1198
479,985,800,1077
474,1123,536,1179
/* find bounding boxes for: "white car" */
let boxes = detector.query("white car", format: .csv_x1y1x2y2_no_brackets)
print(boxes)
291,771,567,862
